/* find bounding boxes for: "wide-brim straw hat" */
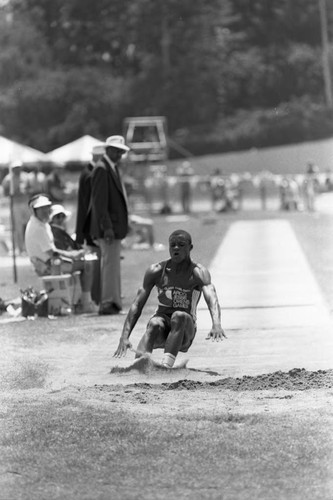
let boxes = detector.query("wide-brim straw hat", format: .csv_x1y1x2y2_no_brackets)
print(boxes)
104,135,130,152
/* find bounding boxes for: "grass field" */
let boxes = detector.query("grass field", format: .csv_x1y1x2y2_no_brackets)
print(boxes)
2,394,332,500
0,208,333,500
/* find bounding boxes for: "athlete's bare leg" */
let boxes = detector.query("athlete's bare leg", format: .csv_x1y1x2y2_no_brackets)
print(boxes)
136,316,166,358
164,311,194,358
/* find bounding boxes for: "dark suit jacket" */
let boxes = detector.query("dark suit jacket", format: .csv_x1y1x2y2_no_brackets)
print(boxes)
89,156,128,240
75,162,94,245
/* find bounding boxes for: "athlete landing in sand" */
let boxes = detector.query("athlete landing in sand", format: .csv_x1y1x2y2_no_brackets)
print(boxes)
113,230,227,368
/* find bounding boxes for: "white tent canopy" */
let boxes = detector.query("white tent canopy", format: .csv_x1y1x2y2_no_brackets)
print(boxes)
45,135,105,163
0,135,46,166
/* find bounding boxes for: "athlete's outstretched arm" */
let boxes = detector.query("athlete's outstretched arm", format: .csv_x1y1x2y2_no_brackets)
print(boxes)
196,264,227,341
113,263,161,357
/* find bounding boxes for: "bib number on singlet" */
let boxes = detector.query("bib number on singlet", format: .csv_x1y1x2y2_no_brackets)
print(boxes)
172,289,190,309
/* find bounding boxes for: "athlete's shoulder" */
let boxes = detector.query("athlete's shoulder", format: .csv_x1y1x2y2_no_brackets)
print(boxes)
148,261,165,272
143,261,165,287
193,262,211,286
145,261,166,277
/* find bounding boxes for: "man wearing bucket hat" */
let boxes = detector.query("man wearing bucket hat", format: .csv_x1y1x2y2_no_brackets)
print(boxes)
90,135,130,315
25,195,97,313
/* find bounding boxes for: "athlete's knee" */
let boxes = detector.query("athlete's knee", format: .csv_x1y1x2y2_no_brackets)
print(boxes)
146,316,165,337
137,317,164,355
171,310,192,326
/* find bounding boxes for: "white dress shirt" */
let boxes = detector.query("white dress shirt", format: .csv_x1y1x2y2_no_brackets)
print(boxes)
25,215,56,263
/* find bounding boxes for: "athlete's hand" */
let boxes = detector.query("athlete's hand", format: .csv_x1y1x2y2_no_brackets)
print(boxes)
113,337,132,357
205,325,227,341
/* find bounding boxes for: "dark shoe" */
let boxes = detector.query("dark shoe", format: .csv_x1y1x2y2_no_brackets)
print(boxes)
98,303,123,315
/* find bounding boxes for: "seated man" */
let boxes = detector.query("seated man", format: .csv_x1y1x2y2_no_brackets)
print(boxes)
25,195,97,313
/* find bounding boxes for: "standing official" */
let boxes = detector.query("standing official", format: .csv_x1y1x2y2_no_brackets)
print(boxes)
75,144,104,247
90,136,130,315
75,144,104,305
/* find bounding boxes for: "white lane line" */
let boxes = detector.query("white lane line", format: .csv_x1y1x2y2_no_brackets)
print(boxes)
197,219,331,329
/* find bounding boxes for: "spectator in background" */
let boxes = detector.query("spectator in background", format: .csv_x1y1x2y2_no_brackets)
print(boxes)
177,160,194,213
279,177,301,211
90,135,130,315
210,172,236,213
1,161,30,255
49,203,100,308
325,168,333,191
25,195,97,313
303,160,319,212
26,165,46,197
50,204,80,251
151,164,171,215
210,168,224,212
75,144,104,247
75,144,104,305
45,164,66,203
279,177,289,211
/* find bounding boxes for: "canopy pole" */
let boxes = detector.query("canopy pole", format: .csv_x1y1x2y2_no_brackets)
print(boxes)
9,164,18,283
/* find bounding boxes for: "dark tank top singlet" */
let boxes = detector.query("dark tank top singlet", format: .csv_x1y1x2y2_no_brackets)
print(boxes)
155,259,202,321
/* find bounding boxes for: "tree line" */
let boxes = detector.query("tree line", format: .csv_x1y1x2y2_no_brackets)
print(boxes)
0,0,333,157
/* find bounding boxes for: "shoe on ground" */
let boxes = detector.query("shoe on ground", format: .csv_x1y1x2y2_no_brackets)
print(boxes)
76,302,99,314
83,302,99,313
98,302,124,315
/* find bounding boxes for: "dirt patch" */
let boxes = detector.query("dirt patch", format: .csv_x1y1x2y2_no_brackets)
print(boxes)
68,367,333,413
46,368,333,420
105,367,333,391
162,368,333,391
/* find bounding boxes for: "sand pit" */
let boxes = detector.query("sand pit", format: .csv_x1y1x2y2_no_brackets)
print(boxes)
159,367,333,391
100,367,333,392
111,353,189,374
53,367,333,424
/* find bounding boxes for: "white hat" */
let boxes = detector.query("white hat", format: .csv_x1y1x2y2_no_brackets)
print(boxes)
10,161,23,169
50,204,71,219
104,135,130,152
30,195,52,209
92,144,105,155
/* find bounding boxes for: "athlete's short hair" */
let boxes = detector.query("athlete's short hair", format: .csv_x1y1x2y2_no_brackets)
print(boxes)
169,230,192,245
